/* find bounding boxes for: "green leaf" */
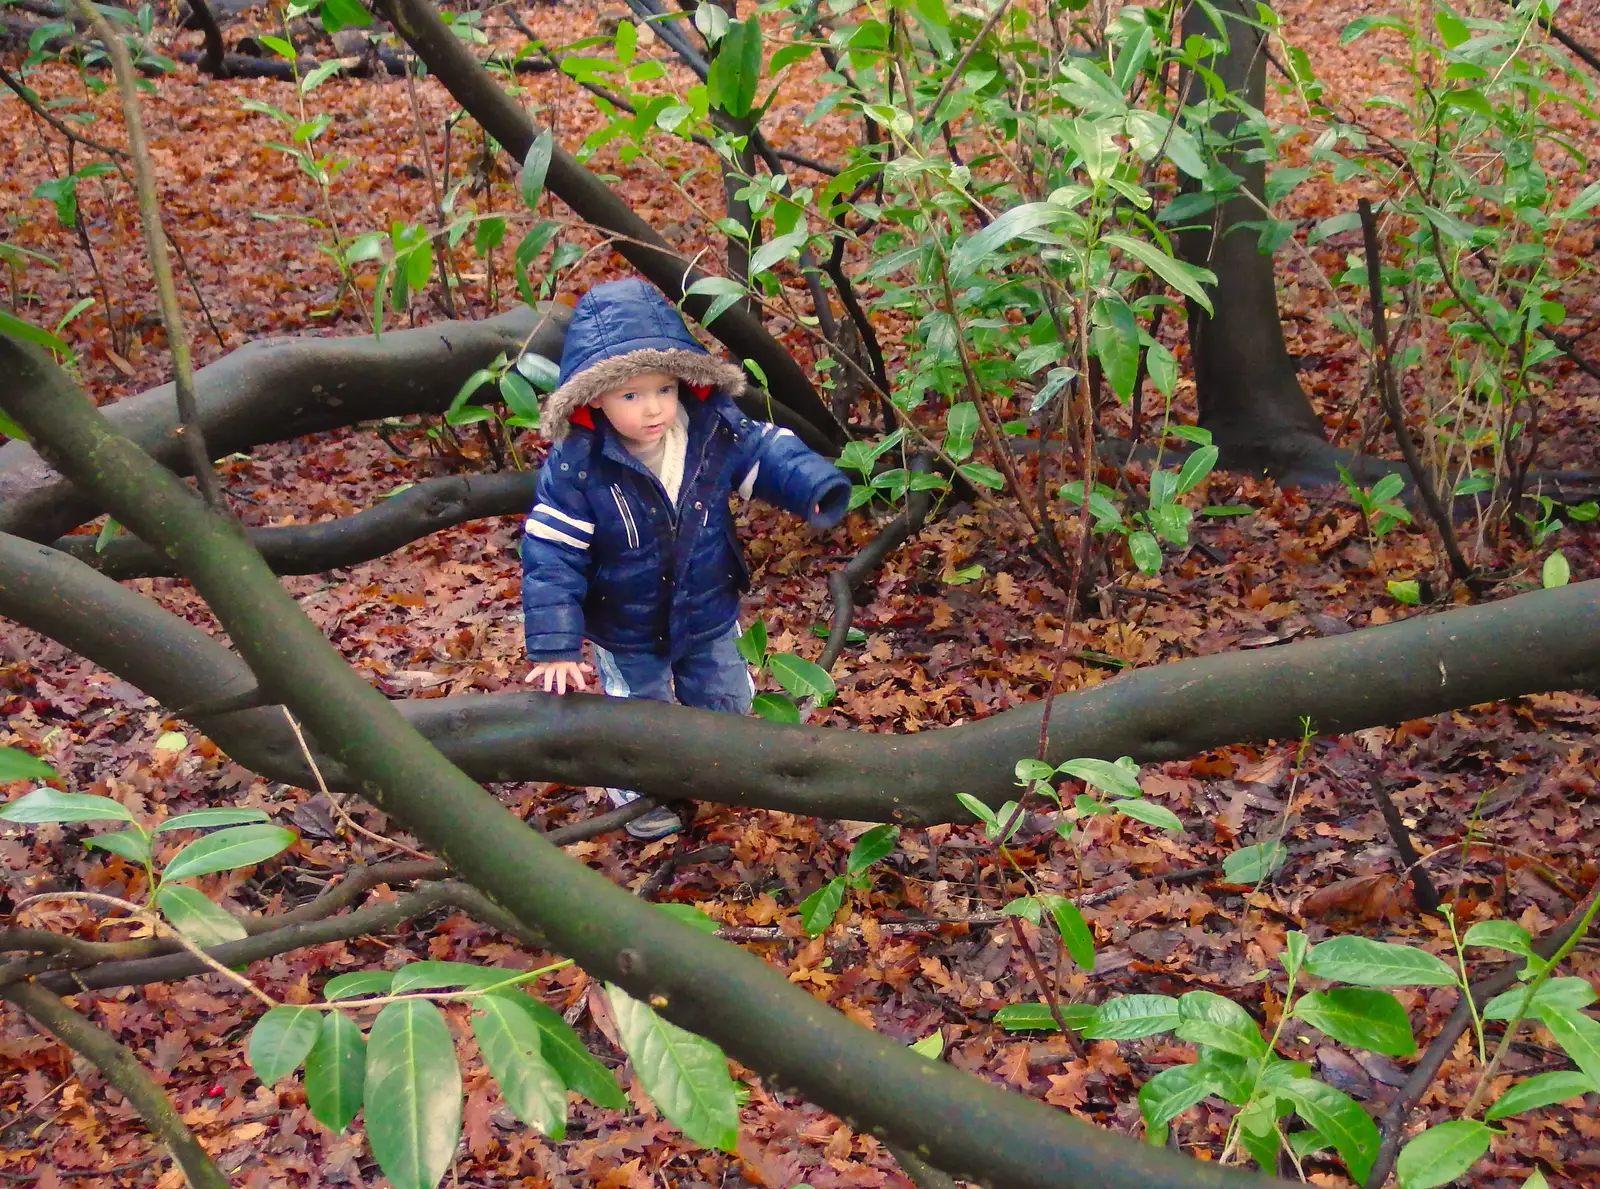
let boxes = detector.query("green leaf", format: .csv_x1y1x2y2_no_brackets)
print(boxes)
324,970,396,1001
366,1000,462,1189
520,130,554,209
305,1010,366,1133
512,997,626,1109
1,788,133,824
1462,920,1535,957
1558,180,1600,221
1101,235,1215,315
751,692,800,723
735,618,768,667
499,371,540,422
1175,991,1267,1059
706,18,762,118
1388,579,1422,606
1292,989,1416,1056
83,828,153,865
799,878,845,937
153,808,271,833
1113,799,1184,832
1484,1069,1598,1121
1543,550,1571,589
769,654,835,705
748,230,808,277
1223,841,1288,884
948,203,1062,278
161,824,296,882
248,1005,323,1086
1273,1076,1380,1183
0,408,31,442
0,309,68,355
391,962,522,994
155,885,247,948
993,1002,1097,1033
655,903,720,933
1396,1120,1492,1189
1534,1003,1600,1086
1340,13,1411,43
1040,895,1096,971
1128,530,1162,575
319,0,372,33
846,825,899,877
1483,978,1596,1021
1139,1063,1212,1130
1175,445,1218,495
1084,995,1179,1040
1303,936,1458,987
943,402,978,460
1056,757,1141,800
955,792,997,826
607,984,738,1152
957,463,1005,490
473,994,566,1139
1194,1048,1255,1105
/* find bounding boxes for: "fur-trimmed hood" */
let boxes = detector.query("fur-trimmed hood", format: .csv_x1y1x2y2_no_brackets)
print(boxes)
543,278,746,441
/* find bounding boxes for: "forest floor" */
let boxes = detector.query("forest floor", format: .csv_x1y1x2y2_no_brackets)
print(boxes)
3,1,1600,1187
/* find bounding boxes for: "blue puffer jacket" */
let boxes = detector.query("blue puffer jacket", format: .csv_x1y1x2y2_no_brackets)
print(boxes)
520,280,851,662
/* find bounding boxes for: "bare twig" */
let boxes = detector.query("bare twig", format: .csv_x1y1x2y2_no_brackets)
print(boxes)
0,60,127,159
1357,199,1476,592
0,981,230,1189
1366,765,1442,914
71,0,225,510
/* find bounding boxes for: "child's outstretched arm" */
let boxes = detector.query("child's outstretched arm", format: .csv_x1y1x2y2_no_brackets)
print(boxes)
730,415,853,528
520,454,597,685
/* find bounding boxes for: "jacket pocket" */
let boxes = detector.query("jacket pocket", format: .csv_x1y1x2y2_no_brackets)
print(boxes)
610,484,640,550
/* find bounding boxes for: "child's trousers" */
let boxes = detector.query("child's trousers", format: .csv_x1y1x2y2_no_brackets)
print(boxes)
592,621,754,808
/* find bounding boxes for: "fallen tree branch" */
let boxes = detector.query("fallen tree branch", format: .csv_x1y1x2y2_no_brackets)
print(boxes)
3,528,1599,826
0,981,229,1188
0,303,569,542
376,0,840,446
1,326,1297,1189
54,468,538,577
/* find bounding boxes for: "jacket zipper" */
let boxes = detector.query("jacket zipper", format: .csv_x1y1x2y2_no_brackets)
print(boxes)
610,484,640,549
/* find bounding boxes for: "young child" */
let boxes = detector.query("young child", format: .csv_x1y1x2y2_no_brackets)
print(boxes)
521,278,851,838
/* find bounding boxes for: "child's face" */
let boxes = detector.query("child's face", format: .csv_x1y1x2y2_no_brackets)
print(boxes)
592,370,680,448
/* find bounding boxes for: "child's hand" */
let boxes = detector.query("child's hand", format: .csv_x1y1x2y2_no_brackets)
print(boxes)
526,661,593,695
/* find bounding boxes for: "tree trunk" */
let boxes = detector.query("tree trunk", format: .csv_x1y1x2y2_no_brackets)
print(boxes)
1178,0,1344,483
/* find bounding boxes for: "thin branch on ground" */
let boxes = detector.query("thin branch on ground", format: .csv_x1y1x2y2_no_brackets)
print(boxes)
0,981,230,1189
1357,199,1476,592
1363,888,1596,1188
1364,764,1442,914
70,0,225,510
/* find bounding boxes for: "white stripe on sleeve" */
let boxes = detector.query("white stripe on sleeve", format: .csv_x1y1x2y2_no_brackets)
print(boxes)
737,462,760,500
525,520,590,550
532,502,594,534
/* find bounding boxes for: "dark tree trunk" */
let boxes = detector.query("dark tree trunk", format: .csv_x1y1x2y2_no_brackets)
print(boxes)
1178,0,1344,483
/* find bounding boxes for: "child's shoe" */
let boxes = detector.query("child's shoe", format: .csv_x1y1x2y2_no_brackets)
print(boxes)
606,788,683,840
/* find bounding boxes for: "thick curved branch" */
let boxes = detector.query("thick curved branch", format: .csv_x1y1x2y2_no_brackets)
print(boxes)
55,469,539,578
0,303,569,542
1,331,1294,1189
4,528,1599,826
376,0,839,447
0,982,229,1189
